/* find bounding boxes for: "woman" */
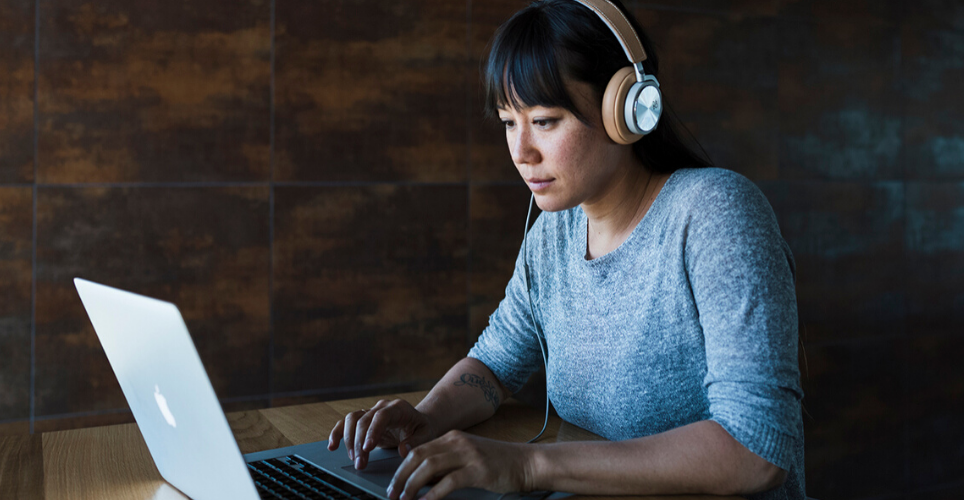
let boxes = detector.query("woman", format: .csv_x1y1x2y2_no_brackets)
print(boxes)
328,1,805,499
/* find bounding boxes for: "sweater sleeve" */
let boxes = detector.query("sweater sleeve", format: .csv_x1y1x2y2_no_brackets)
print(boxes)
683,170,803,471
467,218,547,394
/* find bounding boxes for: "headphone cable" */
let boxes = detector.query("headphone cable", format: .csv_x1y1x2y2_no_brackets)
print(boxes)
522,194,551,444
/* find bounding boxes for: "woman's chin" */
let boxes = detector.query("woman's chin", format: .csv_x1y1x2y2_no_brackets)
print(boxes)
532,194,574,213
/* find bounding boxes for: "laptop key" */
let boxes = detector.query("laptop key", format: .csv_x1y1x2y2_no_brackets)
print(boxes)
251,456,369,500
286,456,369,497
250,462,321,500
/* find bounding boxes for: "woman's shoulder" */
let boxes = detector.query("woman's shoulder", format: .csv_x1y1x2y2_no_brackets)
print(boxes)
664,167,775,223
668,167,762,201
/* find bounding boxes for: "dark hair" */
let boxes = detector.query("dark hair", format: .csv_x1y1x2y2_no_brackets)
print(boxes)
483,0,713,174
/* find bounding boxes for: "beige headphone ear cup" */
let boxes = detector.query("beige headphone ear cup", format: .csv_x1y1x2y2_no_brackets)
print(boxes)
601,66,644,145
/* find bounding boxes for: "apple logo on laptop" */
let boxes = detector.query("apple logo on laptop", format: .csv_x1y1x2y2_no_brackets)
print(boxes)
154,385,177,428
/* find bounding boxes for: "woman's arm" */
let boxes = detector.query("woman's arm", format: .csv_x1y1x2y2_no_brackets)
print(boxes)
415,356,513,434
529,420,786,496
388,419,786,500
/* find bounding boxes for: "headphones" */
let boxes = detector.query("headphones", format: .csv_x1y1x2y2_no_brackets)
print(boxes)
572,0,662,144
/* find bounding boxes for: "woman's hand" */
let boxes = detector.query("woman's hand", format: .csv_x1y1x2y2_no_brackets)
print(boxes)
328,399,439,470
387,430,535,500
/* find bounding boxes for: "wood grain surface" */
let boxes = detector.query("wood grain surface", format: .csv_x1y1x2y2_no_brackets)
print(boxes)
0,433,44,498
0,391,742,500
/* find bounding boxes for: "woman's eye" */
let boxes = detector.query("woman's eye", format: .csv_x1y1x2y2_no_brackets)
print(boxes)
501,120,515,129
534,118,556,127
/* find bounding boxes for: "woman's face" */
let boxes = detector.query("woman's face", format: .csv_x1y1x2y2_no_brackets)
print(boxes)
498,80,631,213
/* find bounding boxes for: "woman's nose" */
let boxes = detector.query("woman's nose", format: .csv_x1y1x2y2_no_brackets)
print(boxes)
509,126,540,166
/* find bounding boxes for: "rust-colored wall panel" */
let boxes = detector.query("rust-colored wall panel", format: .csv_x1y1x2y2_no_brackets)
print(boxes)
0,0,34,183
274,0,468,183
778,18,902,180
37,0,271,183
640,1,777,16
0,187,32,422
34,187,270,416
469,0,525,183
801,339,905,497
468,184,549,407
776,0,900,23
468,184,532,341
644,1,777,16
273,185,468,393
635,8,779,180
902,334,964,489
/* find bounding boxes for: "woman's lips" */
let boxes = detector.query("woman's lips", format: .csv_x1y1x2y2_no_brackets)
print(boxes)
526,178,554,192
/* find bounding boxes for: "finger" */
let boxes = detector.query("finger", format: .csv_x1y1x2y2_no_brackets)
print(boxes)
354,401,390,468
389,443,427,500
421,469,472,500
398,441,413,459
364,403,405,452
328,419,345,451
356,400,389,453
400,453,461,500
344,411,365,461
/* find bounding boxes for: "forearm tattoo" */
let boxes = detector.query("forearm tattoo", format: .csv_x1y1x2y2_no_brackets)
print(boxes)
453,373,500,410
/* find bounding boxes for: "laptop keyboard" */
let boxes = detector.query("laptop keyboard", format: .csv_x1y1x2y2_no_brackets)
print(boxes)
248,455,382,500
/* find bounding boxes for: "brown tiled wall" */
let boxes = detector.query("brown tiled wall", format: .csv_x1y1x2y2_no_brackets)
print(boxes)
1,1,962,498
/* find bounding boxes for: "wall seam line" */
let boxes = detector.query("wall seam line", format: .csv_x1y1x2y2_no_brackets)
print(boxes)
29,0,40,436
268,0,277,407
466,0,473,350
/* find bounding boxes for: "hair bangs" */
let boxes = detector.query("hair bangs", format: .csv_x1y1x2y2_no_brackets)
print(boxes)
483,8,585,122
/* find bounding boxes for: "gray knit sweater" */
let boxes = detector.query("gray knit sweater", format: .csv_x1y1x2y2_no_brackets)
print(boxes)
468,168,805,500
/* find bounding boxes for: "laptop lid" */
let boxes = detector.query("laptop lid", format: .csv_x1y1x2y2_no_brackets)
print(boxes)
74,278,259,500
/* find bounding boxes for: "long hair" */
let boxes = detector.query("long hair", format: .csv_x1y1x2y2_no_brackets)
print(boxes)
483,0,713,174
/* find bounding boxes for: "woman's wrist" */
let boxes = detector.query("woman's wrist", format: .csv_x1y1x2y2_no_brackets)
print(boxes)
412,403,443,441
522,443,552,492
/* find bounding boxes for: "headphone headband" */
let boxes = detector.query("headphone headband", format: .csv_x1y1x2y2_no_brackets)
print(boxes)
571,0,647,64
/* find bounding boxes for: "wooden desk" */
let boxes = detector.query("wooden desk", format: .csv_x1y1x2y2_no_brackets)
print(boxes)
0,391,741,500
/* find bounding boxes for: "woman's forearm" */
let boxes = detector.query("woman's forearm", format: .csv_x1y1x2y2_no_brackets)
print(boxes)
415,357,511,436
527,420,786,496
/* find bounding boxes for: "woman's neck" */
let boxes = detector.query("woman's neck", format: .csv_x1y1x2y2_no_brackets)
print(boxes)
583,161,666,260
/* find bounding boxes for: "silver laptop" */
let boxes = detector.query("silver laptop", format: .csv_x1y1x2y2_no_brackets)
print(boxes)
74,278,526,500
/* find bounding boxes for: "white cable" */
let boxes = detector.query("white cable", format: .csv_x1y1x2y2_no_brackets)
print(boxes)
522,194,550,444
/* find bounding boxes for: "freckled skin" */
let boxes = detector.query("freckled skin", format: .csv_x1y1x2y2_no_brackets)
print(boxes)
500,80,668,259
498,81,641,216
